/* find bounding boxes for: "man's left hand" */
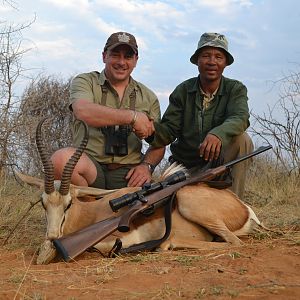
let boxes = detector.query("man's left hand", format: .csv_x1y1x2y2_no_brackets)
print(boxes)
126,164,152,187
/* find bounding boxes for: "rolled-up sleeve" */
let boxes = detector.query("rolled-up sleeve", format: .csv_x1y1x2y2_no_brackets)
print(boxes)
69,74,94,109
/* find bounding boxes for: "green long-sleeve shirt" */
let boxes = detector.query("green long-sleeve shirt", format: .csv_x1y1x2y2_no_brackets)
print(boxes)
151,76,250,167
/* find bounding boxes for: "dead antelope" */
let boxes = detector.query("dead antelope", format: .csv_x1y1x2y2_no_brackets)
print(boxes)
18,118,262,264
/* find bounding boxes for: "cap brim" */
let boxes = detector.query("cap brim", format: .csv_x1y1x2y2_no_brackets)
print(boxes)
106,42,138,54
190,47,234,65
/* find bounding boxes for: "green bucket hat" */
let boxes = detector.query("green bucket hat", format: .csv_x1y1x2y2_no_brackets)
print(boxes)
190,32,234,65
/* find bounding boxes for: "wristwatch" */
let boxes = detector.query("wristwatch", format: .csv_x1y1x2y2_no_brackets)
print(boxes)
141,162,155,173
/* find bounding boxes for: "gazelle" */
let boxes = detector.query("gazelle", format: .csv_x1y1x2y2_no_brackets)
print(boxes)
18,118,262,264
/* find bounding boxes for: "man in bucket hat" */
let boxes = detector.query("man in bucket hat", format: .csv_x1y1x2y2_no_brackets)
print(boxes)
149,32,253,199
51,32,165,189
190,32,234,65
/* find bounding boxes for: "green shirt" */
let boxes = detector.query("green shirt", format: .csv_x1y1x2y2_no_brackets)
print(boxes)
151,76,250,168
70,70,161,164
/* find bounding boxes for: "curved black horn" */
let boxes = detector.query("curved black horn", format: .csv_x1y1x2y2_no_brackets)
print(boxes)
36,117,55,194
59,120,89,195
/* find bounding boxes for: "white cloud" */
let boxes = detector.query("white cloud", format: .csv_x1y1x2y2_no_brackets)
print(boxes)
30,38,76,59
156,90,171,101
94,0,181,18
179,0,253,14
236,0,253,7
31,22,66,34
92,0,185,41
44,0,90,10
0,4,14,13
93,18,120,36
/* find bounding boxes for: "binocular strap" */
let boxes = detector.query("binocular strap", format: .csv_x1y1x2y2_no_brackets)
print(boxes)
101,85,136,110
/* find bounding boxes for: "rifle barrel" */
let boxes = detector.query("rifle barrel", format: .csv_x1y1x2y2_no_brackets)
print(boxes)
224,145,272,169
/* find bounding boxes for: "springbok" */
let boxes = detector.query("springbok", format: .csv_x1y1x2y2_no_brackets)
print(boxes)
17,119,262,264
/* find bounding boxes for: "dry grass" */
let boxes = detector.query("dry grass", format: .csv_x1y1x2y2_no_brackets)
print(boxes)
0,174,45,250
0,157,299,251
244,157,300,230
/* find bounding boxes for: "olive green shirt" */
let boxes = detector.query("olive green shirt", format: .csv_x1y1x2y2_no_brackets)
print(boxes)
70,70,161,164
150,76,250,168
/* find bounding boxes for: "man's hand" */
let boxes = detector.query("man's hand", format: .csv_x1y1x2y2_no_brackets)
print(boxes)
199,133,222,161
132,112,155,139
125,164,152,187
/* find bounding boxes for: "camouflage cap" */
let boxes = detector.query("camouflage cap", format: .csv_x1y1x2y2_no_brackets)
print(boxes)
190,32,234,65
104,32,138,54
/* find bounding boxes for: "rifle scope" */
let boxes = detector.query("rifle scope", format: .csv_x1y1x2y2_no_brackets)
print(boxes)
109,170,187,212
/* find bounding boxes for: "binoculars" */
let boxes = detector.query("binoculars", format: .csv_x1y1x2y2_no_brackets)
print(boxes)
101,125,131,156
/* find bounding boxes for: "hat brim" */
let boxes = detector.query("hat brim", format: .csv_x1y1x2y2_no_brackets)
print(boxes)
106,42,138,54
190,47,234,66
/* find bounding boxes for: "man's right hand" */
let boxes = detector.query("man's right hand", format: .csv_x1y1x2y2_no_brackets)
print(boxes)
199,133,222,162
133,112,155,139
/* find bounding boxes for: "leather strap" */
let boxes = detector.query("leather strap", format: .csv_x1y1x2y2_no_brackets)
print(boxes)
101,85,136,110
101,85,108,105
109,193,176,256
129,89,136,110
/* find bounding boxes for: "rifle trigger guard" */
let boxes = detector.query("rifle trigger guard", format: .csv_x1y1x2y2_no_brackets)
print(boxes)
141,205,155,216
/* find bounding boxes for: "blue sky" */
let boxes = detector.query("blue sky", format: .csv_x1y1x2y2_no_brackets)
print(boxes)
2,0,300,118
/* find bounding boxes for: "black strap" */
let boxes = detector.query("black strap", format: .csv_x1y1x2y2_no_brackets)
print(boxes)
129,89,136,110
101,85,136,110
101,85,108,105
109,193,176,256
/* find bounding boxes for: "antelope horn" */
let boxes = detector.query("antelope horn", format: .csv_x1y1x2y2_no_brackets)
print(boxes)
36,117,55,194
59,120,89,195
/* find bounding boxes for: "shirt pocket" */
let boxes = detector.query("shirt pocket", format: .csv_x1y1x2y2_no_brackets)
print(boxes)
212,112,226,127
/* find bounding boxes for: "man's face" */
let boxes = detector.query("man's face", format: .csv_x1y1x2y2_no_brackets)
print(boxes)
197,47,227,82
103,45,138,85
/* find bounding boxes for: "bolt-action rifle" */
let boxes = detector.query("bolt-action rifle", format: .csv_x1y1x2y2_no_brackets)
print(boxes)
53,145,272,262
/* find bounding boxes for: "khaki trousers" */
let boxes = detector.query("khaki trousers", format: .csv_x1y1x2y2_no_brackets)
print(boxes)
223,132,254,200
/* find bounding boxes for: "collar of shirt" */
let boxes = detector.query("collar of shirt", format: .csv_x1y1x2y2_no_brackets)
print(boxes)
200,86,219,110
97,70,139,104
188,75,225,95
97,69,138,90
96,70,140,109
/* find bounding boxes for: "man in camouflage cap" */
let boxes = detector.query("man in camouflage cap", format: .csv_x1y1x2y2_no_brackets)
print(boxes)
190,32,234,65
51,32,165,189
149,32,253,199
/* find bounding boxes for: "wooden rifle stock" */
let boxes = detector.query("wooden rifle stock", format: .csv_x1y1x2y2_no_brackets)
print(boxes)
53,145,272,262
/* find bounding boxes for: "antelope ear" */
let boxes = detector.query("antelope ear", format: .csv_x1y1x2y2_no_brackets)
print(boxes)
73,185,117,198
16,172,44,189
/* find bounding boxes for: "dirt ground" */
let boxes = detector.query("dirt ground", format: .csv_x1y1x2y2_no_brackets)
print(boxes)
0,235,299,300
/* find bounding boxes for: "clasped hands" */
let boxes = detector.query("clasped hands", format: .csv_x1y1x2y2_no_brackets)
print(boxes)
132,112,155,139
